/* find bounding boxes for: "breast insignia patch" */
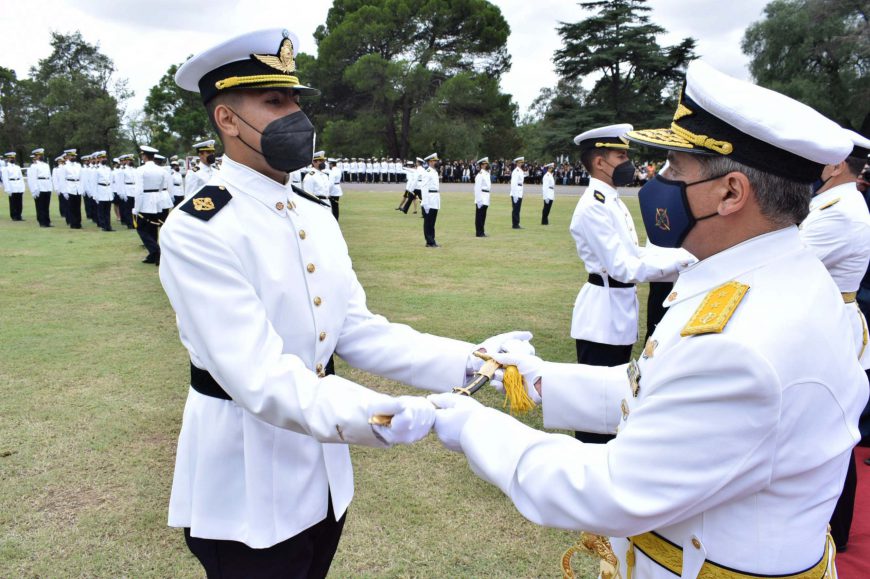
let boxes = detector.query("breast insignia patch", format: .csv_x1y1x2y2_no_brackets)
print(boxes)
179,185,232,221
819,198,841,210
681,281,749,336
593,191,606,203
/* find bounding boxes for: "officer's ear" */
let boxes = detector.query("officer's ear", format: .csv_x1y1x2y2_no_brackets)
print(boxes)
213,102,240,138
718,171,753,217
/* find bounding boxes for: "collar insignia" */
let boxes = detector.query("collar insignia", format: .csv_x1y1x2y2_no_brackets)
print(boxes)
252,37,296,74
655,208,670,231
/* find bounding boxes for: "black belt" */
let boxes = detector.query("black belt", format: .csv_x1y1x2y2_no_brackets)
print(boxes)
125,181,134,185
190,356,336,400
9,178,20,180
482,189,490,192
428,189,438,193
38,177,50,180
587,273,634,289
143,189,159,193
67,178,79,181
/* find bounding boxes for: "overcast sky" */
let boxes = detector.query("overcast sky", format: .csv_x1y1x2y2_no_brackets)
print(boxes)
1,0,769,117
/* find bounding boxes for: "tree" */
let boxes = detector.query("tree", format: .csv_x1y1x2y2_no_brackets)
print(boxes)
527,0,696,157
0,67,28,159
309,0,519,159
742,0,869,134
143,61,215,155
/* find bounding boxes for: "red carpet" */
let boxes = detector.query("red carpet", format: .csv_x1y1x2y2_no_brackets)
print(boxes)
837,447,870,577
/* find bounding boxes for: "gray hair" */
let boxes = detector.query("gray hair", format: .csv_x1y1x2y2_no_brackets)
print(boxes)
695,156,812,225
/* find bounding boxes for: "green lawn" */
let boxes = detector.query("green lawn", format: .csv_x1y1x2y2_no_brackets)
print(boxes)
0,189,651,577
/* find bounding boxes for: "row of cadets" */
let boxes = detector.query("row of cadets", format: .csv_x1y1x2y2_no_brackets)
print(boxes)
26,148,53,227
183,139,216,200
1,152,25,221
134,145,172,265
473,156,491,236
327,157,343,221
568,124,694,443
421,153,440,247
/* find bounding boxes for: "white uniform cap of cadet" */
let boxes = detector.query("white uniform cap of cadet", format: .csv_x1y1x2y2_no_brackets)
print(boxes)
477,157,489,164
32,147,45,155
312,150,326,160
140,145,159,154
192,139,216,151
845,129,870,158
626,60,852,183
513,156,524,163
573,124,633,150
155,154,166,160
424,153,438,161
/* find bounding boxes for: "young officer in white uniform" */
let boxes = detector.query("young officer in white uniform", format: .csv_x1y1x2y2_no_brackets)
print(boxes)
430,60,864,579
473,156,491,237
570,124,694,443
62,149,84,229
93,151,115,231
169,160,185,206
134,145,171,264
421,152,441,247
541,162,555,225
3,152,25,221
302,150,331,201
327,157,343,221
183,139,215,199
52,156,66,221
166,28,528,577
799,130,870,552
510,156,525,228
27,148,53,227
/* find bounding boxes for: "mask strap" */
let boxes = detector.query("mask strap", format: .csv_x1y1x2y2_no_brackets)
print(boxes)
685,172,729,222
813,174,833,196
225,106,268,159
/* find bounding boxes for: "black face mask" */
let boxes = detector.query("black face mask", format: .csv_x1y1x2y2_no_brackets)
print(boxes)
229,108,315,174
604,159,636,187
206,154,216,165
316,162,326,171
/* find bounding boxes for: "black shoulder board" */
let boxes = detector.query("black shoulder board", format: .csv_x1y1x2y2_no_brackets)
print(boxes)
593,191,606,203
291,184,330,207
179,185,232,221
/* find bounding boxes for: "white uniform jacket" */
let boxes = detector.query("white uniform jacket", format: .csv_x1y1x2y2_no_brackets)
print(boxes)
52,165,64,194
121,166,136,201
570,178,694,344
64,162,84,196
403,168,417,193
27,160,52,196
542,172,555,201
461,227,865,578
159,155,473,548
510,166,525,199
415,166,425,193
184,164,212,200
421,166,440,211
3,163,24,194
302,168,330,200
474,170,491,207
134,161,171,215
170,171,184,198
800,182,870,368
328,167,343,198
94,165,113,202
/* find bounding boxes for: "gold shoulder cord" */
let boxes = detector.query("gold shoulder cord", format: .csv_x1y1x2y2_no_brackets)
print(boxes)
562,532,620,579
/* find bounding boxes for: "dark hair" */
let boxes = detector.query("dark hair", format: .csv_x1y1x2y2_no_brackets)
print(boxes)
845,155,867,178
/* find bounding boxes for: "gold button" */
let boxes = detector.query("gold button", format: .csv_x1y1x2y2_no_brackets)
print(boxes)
307,263,315,273
275,201,285,211
319,331,327,342
313,296,322,306
218,186,225,190
691,537,701,550
299,230,306,240
667,291,678,302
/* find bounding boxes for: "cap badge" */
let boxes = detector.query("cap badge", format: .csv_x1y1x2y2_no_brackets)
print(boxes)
252,37,296,74
193,197,216,212
655,208,670,231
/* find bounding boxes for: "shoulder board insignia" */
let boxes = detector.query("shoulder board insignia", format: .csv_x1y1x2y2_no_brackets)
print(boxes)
819,198,841,210
593,191,606,203
291,184,330,207
307,170,315,175
681,281,749,337
179,185,232,221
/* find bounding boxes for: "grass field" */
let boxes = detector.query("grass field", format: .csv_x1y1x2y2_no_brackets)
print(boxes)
0,188,653,578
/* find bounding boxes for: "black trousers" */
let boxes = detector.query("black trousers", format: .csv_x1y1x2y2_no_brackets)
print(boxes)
35,191,51,226
9,192,23,220
511,197,522,227
67,194,82,228
400,192,413,213
475,204,488,236
84,195,95,220
173,195,185,207
97,200,113,231
830,450,857,550
423,207,438,246
646,282,674,341
58,193,68,219
329,197,340,221
184,503,346,579
137,212,162,259
574,339,633,444
121,197,134,228
541,199,553,225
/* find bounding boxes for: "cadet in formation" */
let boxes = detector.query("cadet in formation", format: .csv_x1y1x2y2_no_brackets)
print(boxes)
541,161,555,225
184,139,216,199
510,156,525,228
327,157,342,221
303,151,331,203
421,152,440,247
134,145,171,265
430,60,863,579
27,148,53,227
62,149,84,229
164,27,527,577
473,156,491,237
2,152,25,221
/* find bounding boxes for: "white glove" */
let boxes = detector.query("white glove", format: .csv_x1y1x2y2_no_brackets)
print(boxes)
468,330,533,374
489,352,543,404
427,392,485,452
369,396,435,446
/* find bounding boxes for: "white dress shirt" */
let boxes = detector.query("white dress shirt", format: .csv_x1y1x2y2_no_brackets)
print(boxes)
474,169,491,207
134,161,171,215
510,166,525,199
421,166,440,210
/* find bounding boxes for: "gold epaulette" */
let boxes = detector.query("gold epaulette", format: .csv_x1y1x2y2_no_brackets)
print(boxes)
681,281,749,337
819,197,840,210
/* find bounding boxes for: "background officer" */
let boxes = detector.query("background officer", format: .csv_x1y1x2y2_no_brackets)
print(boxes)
3,152,25,221
510,156,525,228
421,152,440,247
183,139,215,199
541,161,555,225
134,145,170,265
27,148,53,227
473,156,491,237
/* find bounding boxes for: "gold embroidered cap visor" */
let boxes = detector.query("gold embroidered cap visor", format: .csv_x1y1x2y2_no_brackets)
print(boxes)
175,28,319,104
626,61,852,184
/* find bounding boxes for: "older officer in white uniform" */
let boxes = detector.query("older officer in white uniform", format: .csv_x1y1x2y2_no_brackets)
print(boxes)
570,124,694,443
510,155,525,228
183,139,215,199
541,161,555,225
421,152,441,247
800,130,870,552
166,28,527,578
134,145,171,264
430,61,864,579
474,156,491,237
27,148,53,227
